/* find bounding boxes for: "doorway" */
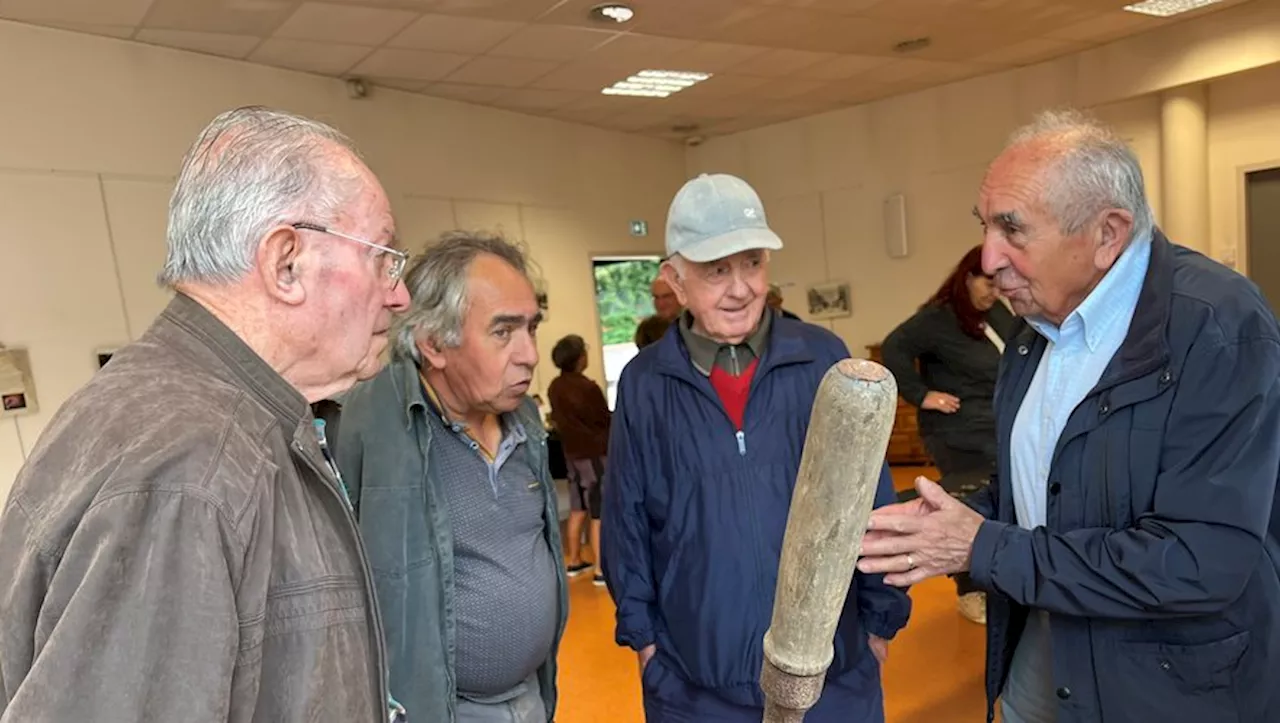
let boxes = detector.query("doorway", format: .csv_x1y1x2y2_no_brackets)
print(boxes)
1246,167,1280,316
591,255,662,409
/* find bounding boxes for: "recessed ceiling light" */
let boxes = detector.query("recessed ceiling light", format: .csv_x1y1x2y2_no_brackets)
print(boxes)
601,70,712,98
1122,0,1223,17
590,3,635,24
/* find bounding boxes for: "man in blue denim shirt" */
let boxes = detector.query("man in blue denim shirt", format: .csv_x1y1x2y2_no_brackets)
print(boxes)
335,231,568,723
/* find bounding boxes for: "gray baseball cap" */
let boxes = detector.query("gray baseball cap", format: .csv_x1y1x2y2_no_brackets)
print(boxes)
665,173,783,262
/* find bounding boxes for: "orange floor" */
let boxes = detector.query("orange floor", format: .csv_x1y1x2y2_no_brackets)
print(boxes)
555,466,991,723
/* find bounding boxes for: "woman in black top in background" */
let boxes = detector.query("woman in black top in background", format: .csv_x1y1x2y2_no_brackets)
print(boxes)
881,244,1017,624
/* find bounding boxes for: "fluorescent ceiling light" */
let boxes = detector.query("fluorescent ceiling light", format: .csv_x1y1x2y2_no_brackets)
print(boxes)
1123,0,1223,17
601,70,712,98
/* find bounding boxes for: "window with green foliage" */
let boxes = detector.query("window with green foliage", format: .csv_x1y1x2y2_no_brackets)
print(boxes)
594,258,662,345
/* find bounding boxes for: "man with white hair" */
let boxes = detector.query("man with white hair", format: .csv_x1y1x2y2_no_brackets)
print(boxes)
0,106,410,721
334,231,568,723
857,109,1280,723
602,173,911,722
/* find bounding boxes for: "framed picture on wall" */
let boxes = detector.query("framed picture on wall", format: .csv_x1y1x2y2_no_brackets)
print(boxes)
0,346,38,420
806,281,853,320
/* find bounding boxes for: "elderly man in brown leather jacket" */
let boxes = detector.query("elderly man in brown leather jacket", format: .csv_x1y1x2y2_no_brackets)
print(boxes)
0,106,410,722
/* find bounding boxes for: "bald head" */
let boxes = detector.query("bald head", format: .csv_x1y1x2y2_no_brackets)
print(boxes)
651,276,680,321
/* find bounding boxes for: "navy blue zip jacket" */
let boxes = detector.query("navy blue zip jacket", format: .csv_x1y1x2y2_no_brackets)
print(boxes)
602,312,911,717
970,231,1280,722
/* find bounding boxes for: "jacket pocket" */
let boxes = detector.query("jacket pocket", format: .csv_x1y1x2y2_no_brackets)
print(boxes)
1098,631,1248,723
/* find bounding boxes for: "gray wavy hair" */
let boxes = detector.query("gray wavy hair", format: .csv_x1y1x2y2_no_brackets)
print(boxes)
1005,108,1155,241
158,106,365,286
393,230,532,363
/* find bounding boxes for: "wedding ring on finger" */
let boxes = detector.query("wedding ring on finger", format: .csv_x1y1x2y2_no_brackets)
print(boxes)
905,553,914,570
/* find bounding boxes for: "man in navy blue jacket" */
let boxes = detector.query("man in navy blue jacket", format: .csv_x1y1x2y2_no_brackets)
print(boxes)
858,109,1280,723
602,173,911,722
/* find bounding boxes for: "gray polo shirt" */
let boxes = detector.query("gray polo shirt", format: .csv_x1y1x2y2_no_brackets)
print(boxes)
423,396,559,701
677,306,774,377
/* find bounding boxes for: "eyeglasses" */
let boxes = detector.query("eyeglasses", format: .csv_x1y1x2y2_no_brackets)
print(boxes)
292,221,408,287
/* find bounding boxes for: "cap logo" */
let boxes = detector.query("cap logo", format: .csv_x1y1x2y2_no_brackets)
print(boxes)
744,208,758,219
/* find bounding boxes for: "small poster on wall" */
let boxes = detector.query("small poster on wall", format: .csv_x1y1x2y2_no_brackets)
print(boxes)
806,281,853,320
0,346,38,419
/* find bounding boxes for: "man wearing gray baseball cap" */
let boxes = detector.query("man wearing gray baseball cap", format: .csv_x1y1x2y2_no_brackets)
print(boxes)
601,173,910,722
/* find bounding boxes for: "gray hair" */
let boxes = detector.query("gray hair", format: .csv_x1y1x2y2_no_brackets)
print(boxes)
393,230,532,363
158,106,366,287
1005,108,1155,240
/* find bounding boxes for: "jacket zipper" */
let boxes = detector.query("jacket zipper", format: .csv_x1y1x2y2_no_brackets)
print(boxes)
729,347,746,455
296,429,391,722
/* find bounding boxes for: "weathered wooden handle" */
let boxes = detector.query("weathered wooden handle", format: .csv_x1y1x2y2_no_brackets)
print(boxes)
760,358,898,722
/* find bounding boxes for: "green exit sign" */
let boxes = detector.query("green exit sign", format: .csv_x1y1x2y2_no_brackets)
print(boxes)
630,220,648,237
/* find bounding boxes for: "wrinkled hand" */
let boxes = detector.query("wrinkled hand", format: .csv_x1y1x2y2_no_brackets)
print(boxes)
856,477,984,586
868,635,889,665
637,644,656,674
921,391,961,414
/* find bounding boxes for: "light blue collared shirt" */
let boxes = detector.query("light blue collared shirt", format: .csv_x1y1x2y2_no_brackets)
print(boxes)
1009,231,1152,530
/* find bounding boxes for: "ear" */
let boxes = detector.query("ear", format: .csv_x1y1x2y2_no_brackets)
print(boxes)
660,260,688,306
256,226,308,306
417,334,448,370
1093,209,1135,271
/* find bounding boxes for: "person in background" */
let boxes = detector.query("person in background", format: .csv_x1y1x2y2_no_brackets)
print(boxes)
634,277,682,347
767,283,802,320
547,334,611,585
335,232,568,723
0,106,411,721
633,314,672,349
880,244,1016,624
603,172,911,723
858,109,1280,723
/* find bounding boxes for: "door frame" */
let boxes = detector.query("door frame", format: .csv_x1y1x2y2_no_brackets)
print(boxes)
1236,159,1280,278
587,252,664,407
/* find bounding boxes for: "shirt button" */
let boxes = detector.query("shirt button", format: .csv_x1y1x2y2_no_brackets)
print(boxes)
1056,686,1072,700
1018,345,1029,355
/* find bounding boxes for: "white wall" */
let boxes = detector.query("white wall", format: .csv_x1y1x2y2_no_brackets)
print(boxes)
0,19,686,499
686,0,1280,357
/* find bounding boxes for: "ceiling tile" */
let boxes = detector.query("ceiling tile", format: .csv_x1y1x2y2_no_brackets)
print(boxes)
750,77,833,101
17,20,137,39
530,60,635,91
729,48,834,77
273,2,418,45
713,6,928,54
387,13,521,53
493,88,585,111
0,0,155,26
484,24,617,61
142,0,302,35
427,0,563,22
442,55,559,87
797,54,895,80
250,38,373,75
321,0,438,8
422,81,510,103
660,42,770,73
1043,8,1160,43
134,29,263,59
673,73,770,98
365,76,432,91
352,47,472,80
615,0,770,41
584,33,696,68
972,37,1084,67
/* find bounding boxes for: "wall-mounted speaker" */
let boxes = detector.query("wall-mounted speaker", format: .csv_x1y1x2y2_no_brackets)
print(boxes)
884,193,908,258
